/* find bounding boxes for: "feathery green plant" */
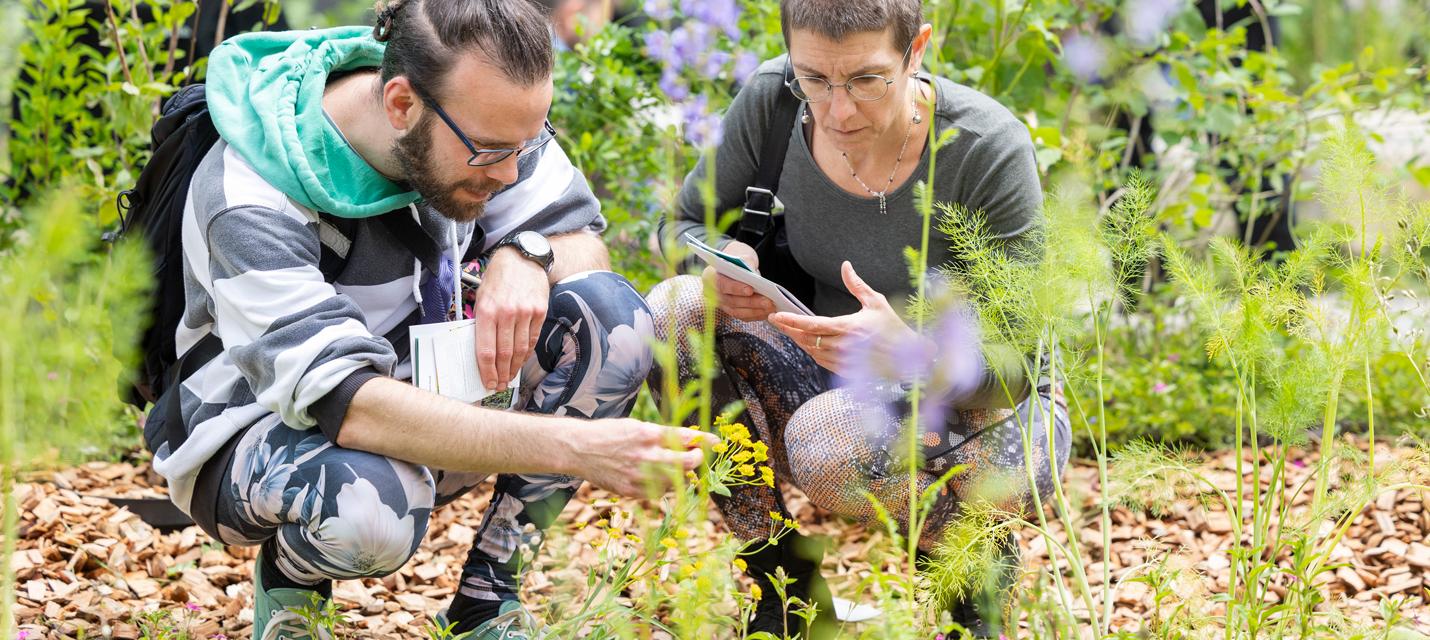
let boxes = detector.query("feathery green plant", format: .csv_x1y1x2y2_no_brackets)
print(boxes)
0,191,148,638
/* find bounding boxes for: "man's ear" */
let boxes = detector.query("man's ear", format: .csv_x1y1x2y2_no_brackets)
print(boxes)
382,76,422,132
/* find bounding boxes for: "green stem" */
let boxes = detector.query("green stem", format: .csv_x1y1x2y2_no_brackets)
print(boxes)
1311,376,1343,518
1090,295,1113,635
1364,350,1375,476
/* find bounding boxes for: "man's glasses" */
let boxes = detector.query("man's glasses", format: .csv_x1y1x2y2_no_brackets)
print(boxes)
421,95,556,167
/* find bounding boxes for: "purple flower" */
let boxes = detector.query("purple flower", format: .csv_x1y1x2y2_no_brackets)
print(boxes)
734,52,760,84
643,0,674,21
1127,0,1185,46
681,96,724,148
670,22,714,68
644,30,674,65
185,602,202,612
684,0,741,40
18,631,31,640
659,67,690,102
1167,353,1181,363
701,51,732,78
1062,34,1107,84
836,304,982,443
1152,382,1169,394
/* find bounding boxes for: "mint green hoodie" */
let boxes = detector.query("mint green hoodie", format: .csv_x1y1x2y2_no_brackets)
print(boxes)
206,27,420,218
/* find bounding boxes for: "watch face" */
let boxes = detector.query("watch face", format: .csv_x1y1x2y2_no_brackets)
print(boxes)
518,231,552,257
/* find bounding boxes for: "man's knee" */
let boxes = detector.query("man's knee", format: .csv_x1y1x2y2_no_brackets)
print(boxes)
539,270,653,403
300,452,433,579
549,270,650,328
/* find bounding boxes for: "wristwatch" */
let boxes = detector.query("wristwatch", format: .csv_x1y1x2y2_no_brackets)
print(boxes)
495,230,554,272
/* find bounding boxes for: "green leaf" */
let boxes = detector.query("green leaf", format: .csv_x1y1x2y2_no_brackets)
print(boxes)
708,478,731,497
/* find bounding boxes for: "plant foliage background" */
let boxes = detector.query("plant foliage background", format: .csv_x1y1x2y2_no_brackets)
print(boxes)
1,0,1428,638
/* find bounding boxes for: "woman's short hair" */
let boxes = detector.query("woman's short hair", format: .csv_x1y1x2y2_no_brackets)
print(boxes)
779,0,923,59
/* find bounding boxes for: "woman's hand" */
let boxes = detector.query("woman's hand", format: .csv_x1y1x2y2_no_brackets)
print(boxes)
767,261,918,374
704,240,777,321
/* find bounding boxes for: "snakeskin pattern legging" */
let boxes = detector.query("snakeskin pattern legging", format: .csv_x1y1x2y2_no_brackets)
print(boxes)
647,275,1071,550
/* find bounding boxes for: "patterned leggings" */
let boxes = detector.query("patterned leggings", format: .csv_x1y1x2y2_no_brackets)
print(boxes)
202,271,653,603
647,276,1071,550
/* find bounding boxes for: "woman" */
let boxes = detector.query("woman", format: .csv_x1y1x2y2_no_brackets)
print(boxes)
647,0,1070,637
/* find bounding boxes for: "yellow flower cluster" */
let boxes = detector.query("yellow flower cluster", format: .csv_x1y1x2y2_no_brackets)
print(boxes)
712,416,775,488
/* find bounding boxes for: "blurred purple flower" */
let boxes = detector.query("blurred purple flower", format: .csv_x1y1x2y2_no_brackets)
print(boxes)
734,51,761,84
1062,34,1107,84
659,67,690,102
684,0,742,40
1167,352,1181,363
1152,381,1169,394
701,51,732,78
837,304,983,444
681,96,724,147
643,0,675,21
644,30,673,65
185,602,202,612
1127,0,1185,46
18,631,31,640
671,22,714,68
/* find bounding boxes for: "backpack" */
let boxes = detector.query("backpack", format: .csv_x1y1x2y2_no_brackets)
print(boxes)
732,63,815,307
111,83,356,408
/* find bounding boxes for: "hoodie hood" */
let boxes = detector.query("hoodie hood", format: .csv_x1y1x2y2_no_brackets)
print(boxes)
206,27,420,218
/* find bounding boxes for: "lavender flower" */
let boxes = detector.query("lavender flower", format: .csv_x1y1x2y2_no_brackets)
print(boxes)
838,304,983,444
1062,34,1108,84
1127,0,1185,46
643,0,674,21
681,96,725,147
642,1,746,149
734,52,761,84
683,0,742,40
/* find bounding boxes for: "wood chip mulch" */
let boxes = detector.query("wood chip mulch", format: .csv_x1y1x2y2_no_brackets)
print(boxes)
11,437,1430,638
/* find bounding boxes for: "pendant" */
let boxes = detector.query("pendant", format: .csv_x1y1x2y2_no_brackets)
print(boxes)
877,193,887,215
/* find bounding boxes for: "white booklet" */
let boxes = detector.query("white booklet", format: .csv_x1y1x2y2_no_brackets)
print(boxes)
683,233,813,316
409,319,517,404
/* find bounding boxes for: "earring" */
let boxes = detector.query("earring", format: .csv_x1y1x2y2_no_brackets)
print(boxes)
801,107,810,124
911,99,922,125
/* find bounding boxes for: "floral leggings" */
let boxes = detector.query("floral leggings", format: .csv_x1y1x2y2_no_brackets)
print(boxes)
647,275,1071,550
199,271,653,603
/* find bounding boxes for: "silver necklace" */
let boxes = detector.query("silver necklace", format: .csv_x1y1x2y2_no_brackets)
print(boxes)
840,99,918,215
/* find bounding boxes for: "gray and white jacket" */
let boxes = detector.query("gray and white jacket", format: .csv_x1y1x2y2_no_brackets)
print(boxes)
153,137,601,514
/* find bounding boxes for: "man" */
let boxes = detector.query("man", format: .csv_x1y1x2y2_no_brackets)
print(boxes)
148,1,710,638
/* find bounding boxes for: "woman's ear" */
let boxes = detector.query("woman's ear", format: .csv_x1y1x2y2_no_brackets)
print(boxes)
908,23,934,73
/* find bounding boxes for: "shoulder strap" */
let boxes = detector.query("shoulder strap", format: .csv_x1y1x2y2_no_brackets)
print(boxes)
735,63,802,246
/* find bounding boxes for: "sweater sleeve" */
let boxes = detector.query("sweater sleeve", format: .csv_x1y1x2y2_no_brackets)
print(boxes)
204,205,399,431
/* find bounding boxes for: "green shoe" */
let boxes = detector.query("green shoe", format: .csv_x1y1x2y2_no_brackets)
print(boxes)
435,601,545,640
252,551,333,640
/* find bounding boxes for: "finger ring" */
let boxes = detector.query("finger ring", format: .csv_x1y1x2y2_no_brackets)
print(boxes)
815,335,822,350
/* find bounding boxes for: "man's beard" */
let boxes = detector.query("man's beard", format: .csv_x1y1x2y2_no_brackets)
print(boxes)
392,114,505,223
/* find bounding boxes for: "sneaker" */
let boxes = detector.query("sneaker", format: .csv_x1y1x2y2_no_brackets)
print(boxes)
252,550,333,640
435,601,545,640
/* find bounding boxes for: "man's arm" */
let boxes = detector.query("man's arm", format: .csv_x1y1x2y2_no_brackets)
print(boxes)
337,376,713,497
545,230,609,281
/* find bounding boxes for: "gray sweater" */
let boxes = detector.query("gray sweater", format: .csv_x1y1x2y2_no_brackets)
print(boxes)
661,56,1043,408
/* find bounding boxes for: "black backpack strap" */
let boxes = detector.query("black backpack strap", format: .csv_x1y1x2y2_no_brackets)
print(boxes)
376,207,443,275
736,63,802,246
